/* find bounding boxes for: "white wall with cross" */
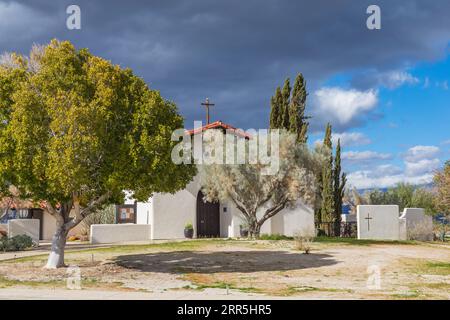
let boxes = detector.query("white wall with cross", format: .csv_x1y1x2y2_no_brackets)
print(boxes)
357,205,400,240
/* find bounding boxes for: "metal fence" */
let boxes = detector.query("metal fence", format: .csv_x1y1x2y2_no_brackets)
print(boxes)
316,222,357,238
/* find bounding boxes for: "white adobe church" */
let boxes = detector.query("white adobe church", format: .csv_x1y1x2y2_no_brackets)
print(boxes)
121,118,315,240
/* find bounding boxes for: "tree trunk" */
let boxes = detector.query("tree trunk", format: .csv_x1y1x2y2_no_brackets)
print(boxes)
45,224,69,269
248,223,261,239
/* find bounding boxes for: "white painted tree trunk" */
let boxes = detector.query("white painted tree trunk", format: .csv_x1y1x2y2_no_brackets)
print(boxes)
43,194,110,269
45,225,68,269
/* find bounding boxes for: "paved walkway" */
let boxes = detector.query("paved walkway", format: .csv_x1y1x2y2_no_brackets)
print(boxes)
0,287,294,300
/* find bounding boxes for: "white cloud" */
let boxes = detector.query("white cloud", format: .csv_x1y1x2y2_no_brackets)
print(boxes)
311,87,378,130
314,132,371,147
369,164,403,178
347,170,434,189
378,70,420,89
405,158,440,177
441,139,450,145
403,145,440,162
346,145,442,189
333,132,371,147
342,150,392,162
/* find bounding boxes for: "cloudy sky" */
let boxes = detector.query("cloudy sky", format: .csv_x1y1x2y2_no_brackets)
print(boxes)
1,0,449,189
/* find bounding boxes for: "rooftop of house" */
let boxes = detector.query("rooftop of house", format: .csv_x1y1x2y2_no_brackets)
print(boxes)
186,120,251,139
0,197,36,209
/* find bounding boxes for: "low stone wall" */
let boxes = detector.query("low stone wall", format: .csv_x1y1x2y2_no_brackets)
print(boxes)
8,219,40,244
90,224,151,244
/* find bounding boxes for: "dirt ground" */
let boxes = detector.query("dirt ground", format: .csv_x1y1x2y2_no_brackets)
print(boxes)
0,239,449,299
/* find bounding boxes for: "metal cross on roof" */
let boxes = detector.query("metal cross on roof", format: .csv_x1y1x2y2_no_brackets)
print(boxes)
201,98,215,125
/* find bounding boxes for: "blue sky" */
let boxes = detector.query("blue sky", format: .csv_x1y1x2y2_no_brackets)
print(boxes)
0,0,449,189
308,54,450,188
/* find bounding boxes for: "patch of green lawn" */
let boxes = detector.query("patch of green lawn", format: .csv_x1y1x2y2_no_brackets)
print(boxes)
0,275,64,289
183,281,263,294
414,261,450,275
280,285,354,296
391,290,422,299
259,234,293,241
314,237,417,246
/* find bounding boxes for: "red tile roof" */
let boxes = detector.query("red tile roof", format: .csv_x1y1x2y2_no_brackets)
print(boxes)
186,121,251,139
0,197,36,209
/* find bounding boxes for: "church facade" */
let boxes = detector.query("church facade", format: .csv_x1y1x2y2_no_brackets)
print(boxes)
123,121,315,240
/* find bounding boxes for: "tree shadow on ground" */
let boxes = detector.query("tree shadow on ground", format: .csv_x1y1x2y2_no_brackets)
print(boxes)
113,250,338,274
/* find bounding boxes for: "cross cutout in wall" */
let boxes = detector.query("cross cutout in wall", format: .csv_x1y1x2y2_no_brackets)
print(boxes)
365,212,373,231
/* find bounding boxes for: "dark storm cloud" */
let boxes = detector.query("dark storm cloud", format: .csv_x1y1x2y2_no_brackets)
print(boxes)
1,0,449,130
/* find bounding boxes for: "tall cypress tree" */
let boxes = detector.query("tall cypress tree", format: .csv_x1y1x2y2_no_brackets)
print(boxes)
333,139,344,236
320,123,334,228
281,78,291,130
269,73,310,141
269,88,282,128
290,73,309,143
323,123,332,149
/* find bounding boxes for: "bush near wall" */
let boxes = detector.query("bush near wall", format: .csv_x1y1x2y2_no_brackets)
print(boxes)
0,235,34,252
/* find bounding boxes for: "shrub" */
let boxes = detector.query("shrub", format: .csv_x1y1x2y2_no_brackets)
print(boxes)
185,222,193,230
293,227,315,254
407,221,433,241
0,234,34,252
82,204,116,235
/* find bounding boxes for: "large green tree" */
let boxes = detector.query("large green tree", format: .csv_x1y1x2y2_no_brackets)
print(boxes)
434,161,450,239
434,161,450,216
364,183,436,214
0,40,195,268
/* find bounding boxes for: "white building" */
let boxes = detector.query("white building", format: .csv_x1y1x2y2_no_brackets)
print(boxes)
122,121,315,240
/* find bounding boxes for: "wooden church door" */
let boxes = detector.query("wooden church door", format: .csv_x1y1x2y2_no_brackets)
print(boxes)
196,191,220,238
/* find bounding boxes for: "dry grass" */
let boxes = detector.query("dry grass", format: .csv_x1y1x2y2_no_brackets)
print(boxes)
0,238,448,299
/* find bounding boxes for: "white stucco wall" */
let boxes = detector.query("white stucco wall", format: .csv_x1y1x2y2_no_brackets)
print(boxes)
399,217,407,241
8,219,40,244
42,212,56,241
357,205,400,240
136,200,153,225
219,202,233,238
90,224,151,244
151,189,197,239
399,208,433,241
269,201,315,237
